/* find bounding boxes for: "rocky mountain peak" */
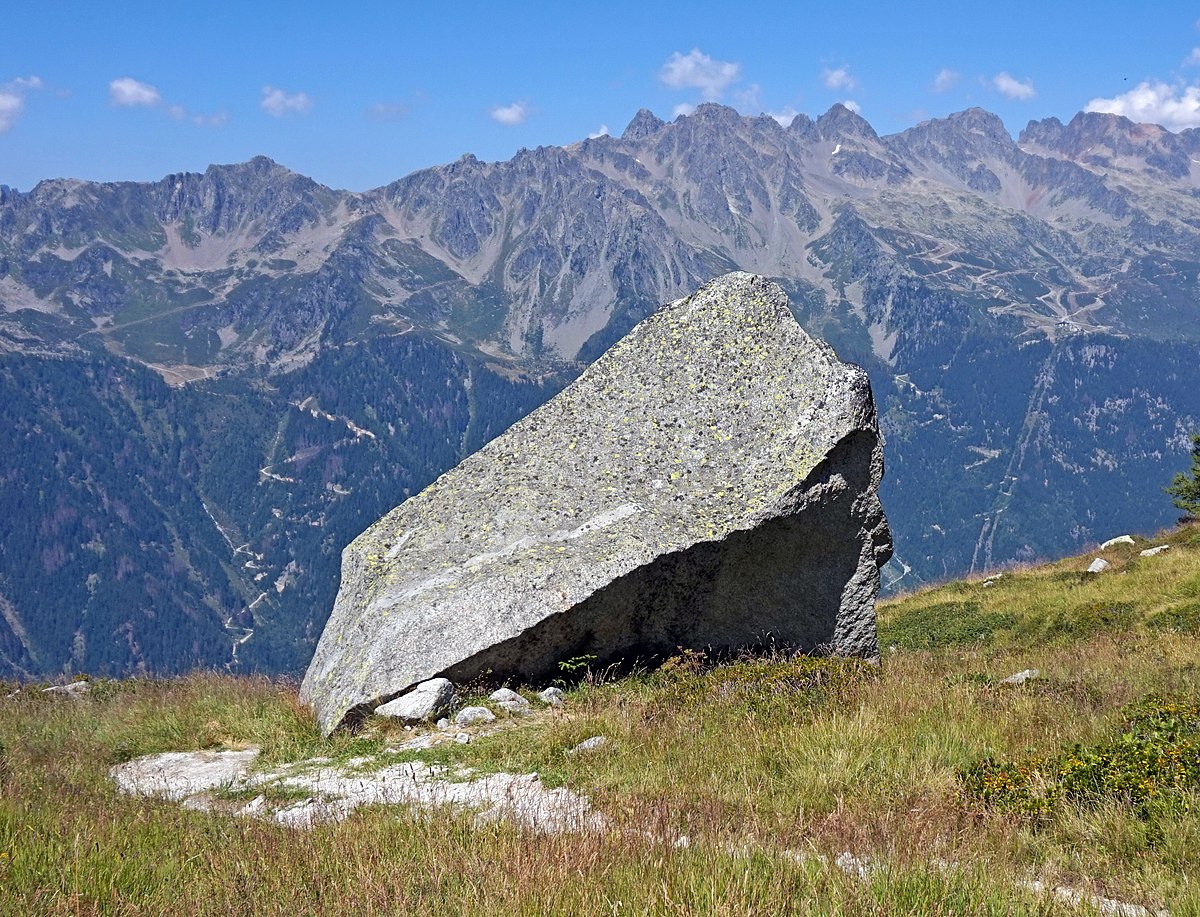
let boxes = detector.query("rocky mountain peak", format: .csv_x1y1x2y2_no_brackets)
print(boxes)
944,107,1012,144
622,108,666,141
784,112,814,134
1021,110,1191,179
812,103,879,142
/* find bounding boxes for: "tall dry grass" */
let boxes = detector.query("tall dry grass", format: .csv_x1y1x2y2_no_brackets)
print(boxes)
1,525,1197,914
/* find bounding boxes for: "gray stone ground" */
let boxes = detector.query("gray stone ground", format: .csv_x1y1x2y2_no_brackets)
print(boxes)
111,740,603,833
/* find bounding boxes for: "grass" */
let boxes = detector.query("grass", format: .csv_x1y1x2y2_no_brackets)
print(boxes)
1,525,1199,914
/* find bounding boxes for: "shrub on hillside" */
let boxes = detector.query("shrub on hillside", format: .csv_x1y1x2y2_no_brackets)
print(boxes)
960,694,1200,820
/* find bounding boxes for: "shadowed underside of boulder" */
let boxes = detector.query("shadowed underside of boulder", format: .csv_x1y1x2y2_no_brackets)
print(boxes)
300,272,892,734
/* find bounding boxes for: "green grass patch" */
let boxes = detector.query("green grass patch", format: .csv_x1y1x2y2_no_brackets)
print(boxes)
1148,601,1200,633
879,601,1017,649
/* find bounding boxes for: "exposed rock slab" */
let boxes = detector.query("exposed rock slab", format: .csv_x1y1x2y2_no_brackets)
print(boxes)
110,746,604,833
111,748,260,801
301,272,892,734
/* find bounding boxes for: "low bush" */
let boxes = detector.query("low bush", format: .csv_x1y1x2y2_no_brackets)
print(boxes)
960,694,1200,820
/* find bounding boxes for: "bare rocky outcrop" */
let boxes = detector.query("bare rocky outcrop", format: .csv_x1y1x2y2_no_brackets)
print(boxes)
301,272,892,734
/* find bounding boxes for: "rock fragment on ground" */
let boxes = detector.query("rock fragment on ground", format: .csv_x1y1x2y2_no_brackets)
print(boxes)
42,681,89,698
111,748,261,802
1140,545,1171,557
1087,558,1110,574
568,736,608,755
537,687,564,706
374,677,457,724
455,706,496,726
301,272,892,734
1101,535,1135,549
1001,668,1040,685
489,687,531,714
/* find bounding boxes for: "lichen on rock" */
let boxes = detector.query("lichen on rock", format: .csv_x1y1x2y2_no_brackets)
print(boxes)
301,271,892,734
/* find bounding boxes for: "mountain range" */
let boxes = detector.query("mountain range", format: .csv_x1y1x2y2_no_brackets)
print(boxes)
1,102,1197,678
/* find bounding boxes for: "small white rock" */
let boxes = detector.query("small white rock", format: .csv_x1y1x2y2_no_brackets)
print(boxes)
1086,558,1110,574
43,681,89,698
374,678,457,724
1001,668,1040,685
537,687,565,707
1100,535,1135,550
835,851,873,880
454,732,471,744
1139,545,1171,557
454,706,496,726
238,795,268,817
489,687,531,713
436,718,450,730
567,736,608,756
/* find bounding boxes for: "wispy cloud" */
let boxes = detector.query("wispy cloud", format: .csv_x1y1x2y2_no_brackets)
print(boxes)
1186,48,1200,67
672,102,696,118
660,49,741,101
109,77,161,107
367,101,409,121
0,75,43,132
489,101,529,125
191,112,228,128
822,66,857,92
731,83,763,113
261,86,311,117
1085,81,1200,131
841,99,862,114
931,68,960,93
588,124,610,139
992,72,1036,101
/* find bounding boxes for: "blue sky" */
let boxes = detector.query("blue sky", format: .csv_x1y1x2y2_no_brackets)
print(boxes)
3,0,1200,191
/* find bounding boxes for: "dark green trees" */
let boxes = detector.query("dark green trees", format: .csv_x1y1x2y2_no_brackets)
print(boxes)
1166,433,1200,520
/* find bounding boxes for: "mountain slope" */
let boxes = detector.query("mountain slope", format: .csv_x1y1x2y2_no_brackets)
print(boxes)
1,103,1197,676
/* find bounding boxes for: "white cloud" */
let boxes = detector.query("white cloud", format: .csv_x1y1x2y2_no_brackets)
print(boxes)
261,86,311,117
660,49,741,101
1085,80,1200,131
0,92,23,132
931,68,960,92
672,102,696,118
822,66,857,91
588,124,610,139
1186,48,1200,66
0,75,43,132
109,77,161,107
842,99,862,114
489,101,529,125
766,106,800,127
992,71,1036,101
107,75,223,127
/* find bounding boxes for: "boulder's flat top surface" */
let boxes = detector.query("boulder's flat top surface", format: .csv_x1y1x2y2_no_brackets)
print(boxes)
302,272,875,733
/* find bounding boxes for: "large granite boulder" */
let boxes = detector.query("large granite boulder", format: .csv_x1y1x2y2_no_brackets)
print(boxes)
301,272,892,734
